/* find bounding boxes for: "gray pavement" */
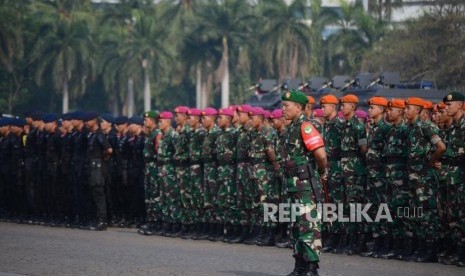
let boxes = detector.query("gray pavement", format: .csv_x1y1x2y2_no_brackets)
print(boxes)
0,222,463,276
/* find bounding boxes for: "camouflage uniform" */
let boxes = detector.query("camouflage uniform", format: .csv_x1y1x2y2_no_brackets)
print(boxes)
406,119,441,243
236,125,252,227
173,124,192,224
384,121,409,241
143,128,161,224
283,114,323,262
157,128,178,224
340,116,367,235
216,126,238,225
188,127,206,224
248,127,275,228
366,119,391,237
202,125,220,223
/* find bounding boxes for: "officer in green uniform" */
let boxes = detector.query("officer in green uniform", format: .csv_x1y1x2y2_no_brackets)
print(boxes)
282,90,327,276
138,110,161,235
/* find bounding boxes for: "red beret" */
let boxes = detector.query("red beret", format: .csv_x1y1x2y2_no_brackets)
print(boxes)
218,108,234,117
159,111,173,119
174,106,189,114
270,109,283,119
187,108,202,116
202,107,218,116
340,94,359,104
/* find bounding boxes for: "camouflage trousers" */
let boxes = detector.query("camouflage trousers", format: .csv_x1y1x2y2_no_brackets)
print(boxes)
144,162,160,223
237,162,253,226
407,169,440,242
217,164,240,225
158,164,180,223
189,164,204,224
366,177,387,237
249,162,274,227
324,161,344,235
444,165,465,245
176,165,192,224
288,190,322,263
203,163,219,223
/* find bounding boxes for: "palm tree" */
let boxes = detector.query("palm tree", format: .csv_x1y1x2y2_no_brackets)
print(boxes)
30,0,96,113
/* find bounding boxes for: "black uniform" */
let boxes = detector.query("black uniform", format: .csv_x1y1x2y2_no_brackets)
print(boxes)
115,132,132,226
0,133,12,215
129,132,146,224
10,132,26,218
72,128,89,224
44,129,62,221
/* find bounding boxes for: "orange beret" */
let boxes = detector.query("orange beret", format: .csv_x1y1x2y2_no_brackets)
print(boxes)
367,96,388,107
320,95,338,105
339,94,359,104
307,96,315,105
388,99,405,109
437,102,446,110
423,101,433,110
405,97,425,107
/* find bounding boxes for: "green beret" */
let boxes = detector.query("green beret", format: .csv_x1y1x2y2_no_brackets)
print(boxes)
281,90,308,105
443,91,465,102
143,110,159,120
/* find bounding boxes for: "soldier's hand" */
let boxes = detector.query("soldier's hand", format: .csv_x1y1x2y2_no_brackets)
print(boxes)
429,160,441,170
273,162,280,172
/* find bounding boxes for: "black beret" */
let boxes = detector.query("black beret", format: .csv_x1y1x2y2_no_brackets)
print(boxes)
443,91,465,102
31,111,45,121
128,116,143,126
0,117,11,127
61,112,74,121
100,113,114,124
82,112,98,122
114,116,129,125
42,113,58,123
11,118,26,127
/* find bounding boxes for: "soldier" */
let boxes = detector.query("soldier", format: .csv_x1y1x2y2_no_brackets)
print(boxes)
156,111,179,236
0,118,12,218
60,113,75,226
337,94,368,255
216,108,239,242
441,92,465,267
138,111,161,235
172,106,192,237
305,96,323,133
84,112,113,231
230,105,253,243
380,99,409,260
270,109,292,248
100,114,117,225
200,107,221,240
43,114,64,226
319,95,344,253
420,101,434,123
186,108,207,239
23,112,40,223
361,97,392,257
127,116,146,227
404,97,445,262
113,116,132,227
10,118,26,222
281,90,327,276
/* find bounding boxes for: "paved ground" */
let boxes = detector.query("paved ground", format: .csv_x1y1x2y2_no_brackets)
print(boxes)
0,222,463,276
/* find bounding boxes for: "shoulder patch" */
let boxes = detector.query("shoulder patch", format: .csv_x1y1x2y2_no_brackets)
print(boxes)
304,125,312,134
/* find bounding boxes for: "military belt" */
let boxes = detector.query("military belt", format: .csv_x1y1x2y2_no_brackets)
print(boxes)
441,159,463,166
217,160,235,166
340,151,358,158
386,157,407,164
174,160,190,166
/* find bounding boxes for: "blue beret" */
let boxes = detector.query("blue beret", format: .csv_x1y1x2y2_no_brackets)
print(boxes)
100,113,114,124
128,116,143,126
31,111,44,121
0,117,11,127
42,113,58,123
114,116,128,125
72,111,85,121
82,112,98,122
11,118,26,127
61,112,74,121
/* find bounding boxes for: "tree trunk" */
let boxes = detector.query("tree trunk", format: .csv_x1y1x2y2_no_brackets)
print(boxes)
221,36,229,108
143,61,151,112
196,64,202,108
62,78,69,113
127,77,135,117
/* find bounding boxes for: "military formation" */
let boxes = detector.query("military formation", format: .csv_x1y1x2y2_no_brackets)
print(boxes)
1,90,465,276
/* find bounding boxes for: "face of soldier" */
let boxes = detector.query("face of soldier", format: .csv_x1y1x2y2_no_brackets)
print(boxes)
386,107,403,122
340,103,355,117
85,119,98,130
439,109,450,124
61,120,74,132
0,126,9,135
420,109,431,122
282,101,302,120
144,117,156,129
158,119,171,132
201,115,215,129
45,122,57,132
188,115,200,128
368,105,384,120
321,104,336,119
445,101,463,117
217,115,231,128
116,124,127,134
250,115,263,129
175,113,187,126
100,120,112,132
404,105,420,122
238,112,249,125
271,118,282,130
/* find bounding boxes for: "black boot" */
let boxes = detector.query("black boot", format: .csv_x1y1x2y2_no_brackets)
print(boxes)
88,220,107,231
230,225,250,244
415,240,437,262
192,223,206,240
381,236,402,259
179,224,191,239
221,223,233,242
198,223,212,240
406,238,426,261
440,244,462,265
304,261,319,276
209,223,224,242
360,236,382,257
286,257,305,276
253,226,267,245
457,246,465,267
170,223,182,238
224,224,239,243
160,222,172,237
373,235,392,258
396,236,417,261
276,236,293,249
332,233,349,254
138,222,155,235
243,226,261,245
347,233,365,255
258,227,276,246
322,233,338,253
